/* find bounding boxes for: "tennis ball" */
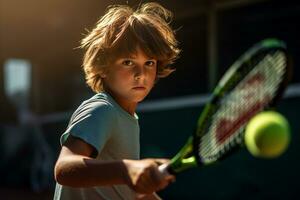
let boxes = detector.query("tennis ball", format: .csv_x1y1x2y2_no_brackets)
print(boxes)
244,111,290,158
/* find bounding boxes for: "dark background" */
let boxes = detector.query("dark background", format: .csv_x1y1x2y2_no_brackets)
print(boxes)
0,0,299,199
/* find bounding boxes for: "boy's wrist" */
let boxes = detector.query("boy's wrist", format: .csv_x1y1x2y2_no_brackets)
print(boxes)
104,159,131,185
121,159,135,186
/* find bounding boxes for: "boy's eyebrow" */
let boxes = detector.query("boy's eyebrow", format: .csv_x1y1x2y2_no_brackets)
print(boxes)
121,55,156,60
118,54,136,59
127,55,137,59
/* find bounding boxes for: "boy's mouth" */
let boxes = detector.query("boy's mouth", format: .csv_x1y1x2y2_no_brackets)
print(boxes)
132,86,146,90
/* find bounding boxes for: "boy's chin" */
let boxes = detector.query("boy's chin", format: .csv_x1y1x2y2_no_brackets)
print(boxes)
130,94,148,103
129,90,150,102
131,96,146,103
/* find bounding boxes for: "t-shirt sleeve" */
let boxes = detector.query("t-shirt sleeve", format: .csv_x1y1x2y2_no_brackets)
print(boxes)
60,101,116,154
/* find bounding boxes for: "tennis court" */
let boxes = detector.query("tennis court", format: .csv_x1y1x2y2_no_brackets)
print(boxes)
1,0,300,199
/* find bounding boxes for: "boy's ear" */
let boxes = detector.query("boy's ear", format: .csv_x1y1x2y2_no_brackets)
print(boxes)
99,71,107,78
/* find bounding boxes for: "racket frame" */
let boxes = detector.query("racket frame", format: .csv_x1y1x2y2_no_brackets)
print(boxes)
167,38,292,174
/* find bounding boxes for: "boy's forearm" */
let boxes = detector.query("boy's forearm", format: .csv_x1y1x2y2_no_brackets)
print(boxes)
136,193,163,200
55,155,128,187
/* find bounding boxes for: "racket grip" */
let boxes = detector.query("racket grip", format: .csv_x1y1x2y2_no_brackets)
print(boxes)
158,163,174,178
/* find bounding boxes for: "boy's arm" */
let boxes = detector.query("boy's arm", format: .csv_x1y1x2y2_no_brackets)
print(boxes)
136,192,163,200
54,135,174,194
54,135,127,187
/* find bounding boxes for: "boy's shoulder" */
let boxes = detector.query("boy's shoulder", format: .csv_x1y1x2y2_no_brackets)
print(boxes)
72,92,116,119
73,92,138,122
81,92,113,107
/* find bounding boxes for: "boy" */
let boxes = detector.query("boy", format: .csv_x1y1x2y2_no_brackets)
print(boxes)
54,2,180,200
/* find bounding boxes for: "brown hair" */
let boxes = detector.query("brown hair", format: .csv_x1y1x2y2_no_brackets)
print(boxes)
80,2,180,93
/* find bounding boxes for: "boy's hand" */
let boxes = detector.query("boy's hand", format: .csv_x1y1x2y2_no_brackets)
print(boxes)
123,159,175,194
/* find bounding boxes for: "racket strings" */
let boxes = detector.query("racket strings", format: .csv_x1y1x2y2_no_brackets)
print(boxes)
215,51,286,148
198,51,287,163
207,51,285,157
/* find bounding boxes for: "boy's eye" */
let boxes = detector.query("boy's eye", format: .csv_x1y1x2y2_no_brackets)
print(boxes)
122,60,134,66
145,60,156,67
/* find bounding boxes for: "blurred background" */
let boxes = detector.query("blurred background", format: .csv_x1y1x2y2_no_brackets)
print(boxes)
0,0,299,199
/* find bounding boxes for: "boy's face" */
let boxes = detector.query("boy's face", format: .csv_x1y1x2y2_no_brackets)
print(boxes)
102,48,157,108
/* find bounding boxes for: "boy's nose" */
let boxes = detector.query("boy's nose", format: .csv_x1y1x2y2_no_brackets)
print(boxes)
134,66,145,80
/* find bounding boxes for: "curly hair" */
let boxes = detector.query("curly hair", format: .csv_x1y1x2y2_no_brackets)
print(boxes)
80,2,180,93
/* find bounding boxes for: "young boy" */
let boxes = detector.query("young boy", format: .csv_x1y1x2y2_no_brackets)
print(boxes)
54,2,180,200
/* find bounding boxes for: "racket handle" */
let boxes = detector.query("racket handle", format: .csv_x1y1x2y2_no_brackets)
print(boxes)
158,163,174,178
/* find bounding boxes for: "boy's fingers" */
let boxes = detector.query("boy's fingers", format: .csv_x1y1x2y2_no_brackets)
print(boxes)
136,167,161,194
151,166,176,191
156,163,176,183
153,158,170,165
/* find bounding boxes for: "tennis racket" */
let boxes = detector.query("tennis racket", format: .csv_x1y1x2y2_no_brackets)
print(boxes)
159,38,292,175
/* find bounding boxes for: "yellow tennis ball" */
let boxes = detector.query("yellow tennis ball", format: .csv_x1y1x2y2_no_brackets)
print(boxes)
245,111,290,158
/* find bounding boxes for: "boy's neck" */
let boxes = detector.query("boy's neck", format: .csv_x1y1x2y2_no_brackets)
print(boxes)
104,90,137,116
115,97,137,116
